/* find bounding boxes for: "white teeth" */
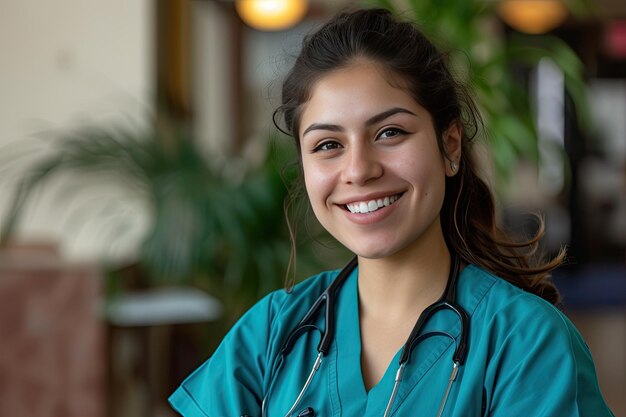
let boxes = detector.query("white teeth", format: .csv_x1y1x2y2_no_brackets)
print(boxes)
346,194,400,214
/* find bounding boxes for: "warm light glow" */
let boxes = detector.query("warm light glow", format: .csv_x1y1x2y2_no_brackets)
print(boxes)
498,0,568,34
236,0,308,31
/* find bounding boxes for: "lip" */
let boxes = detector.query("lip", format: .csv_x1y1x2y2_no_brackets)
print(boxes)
337,192,405,225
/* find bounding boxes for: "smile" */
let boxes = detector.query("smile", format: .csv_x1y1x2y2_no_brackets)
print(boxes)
345,193,403,214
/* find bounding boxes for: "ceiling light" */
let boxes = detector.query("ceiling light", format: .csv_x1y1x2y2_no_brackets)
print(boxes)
235,0,308,31
498,0,568,34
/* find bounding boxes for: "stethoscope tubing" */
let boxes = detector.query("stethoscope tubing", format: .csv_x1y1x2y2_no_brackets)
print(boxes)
281,352,322,417
262,254,469,417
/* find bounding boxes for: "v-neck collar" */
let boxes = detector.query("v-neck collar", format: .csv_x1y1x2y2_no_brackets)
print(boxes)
331,264,492,417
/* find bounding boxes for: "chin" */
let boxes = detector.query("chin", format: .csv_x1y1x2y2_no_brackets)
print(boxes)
341,239,401,260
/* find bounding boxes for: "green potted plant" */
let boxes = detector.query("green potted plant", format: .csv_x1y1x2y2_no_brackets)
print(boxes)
0,121,331,321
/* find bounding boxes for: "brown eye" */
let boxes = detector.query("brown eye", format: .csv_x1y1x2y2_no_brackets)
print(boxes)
313,141,342,152
377,128,405,140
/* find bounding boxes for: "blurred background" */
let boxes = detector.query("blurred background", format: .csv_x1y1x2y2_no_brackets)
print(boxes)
0,0,624,416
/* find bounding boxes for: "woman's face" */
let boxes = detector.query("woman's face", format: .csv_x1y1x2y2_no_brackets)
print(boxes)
298,62,461,259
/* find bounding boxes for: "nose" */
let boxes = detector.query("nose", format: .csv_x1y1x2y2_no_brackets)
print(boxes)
340,142,383,185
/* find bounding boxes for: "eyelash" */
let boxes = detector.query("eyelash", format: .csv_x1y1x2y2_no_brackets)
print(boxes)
312,141,341,153
377,127,406,140
310,127,407,153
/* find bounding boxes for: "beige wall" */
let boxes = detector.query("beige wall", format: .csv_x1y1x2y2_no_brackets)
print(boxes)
0,0,152,261
568,310,626,417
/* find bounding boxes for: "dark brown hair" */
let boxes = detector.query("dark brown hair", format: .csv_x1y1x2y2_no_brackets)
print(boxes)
274,8,564,305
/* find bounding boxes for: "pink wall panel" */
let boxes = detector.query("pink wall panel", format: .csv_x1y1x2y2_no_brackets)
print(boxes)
0,251,105,417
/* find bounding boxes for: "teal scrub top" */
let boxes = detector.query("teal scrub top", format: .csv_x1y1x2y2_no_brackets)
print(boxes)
169,264,615,417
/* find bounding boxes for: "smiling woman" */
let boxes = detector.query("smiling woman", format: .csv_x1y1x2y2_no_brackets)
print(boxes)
168,8,615,417
298,62,457,261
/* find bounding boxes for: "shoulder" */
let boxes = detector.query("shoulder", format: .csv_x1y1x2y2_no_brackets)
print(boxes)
462,264,591,365
463,266,614,415
464,265,593,382
168,268,344,417
463,264,574,332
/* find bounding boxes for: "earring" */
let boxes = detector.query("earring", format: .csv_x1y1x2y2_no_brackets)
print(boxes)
450,160,458,173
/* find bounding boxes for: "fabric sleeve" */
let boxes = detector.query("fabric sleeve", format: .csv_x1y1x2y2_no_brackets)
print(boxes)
169,291,286,417
484,297,615,417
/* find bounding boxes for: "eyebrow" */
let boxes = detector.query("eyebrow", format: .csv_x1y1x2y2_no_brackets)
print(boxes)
301,107,417,137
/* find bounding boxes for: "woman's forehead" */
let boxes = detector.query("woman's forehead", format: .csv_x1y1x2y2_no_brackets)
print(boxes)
299,63,422,128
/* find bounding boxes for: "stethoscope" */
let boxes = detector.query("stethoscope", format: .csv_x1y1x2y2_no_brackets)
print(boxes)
258,254,469,417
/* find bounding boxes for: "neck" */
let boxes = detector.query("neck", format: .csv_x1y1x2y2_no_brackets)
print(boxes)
357,219,452,322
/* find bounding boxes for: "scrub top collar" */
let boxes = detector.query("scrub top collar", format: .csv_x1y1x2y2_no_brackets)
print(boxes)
332,264,495,417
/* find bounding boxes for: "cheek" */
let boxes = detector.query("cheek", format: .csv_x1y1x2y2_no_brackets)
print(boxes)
302,161,330,208
390,150,447,199
394,151,443,182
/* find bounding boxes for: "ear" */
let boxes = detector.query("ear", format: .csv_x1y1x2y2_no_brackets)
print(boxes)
443,122,462,177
